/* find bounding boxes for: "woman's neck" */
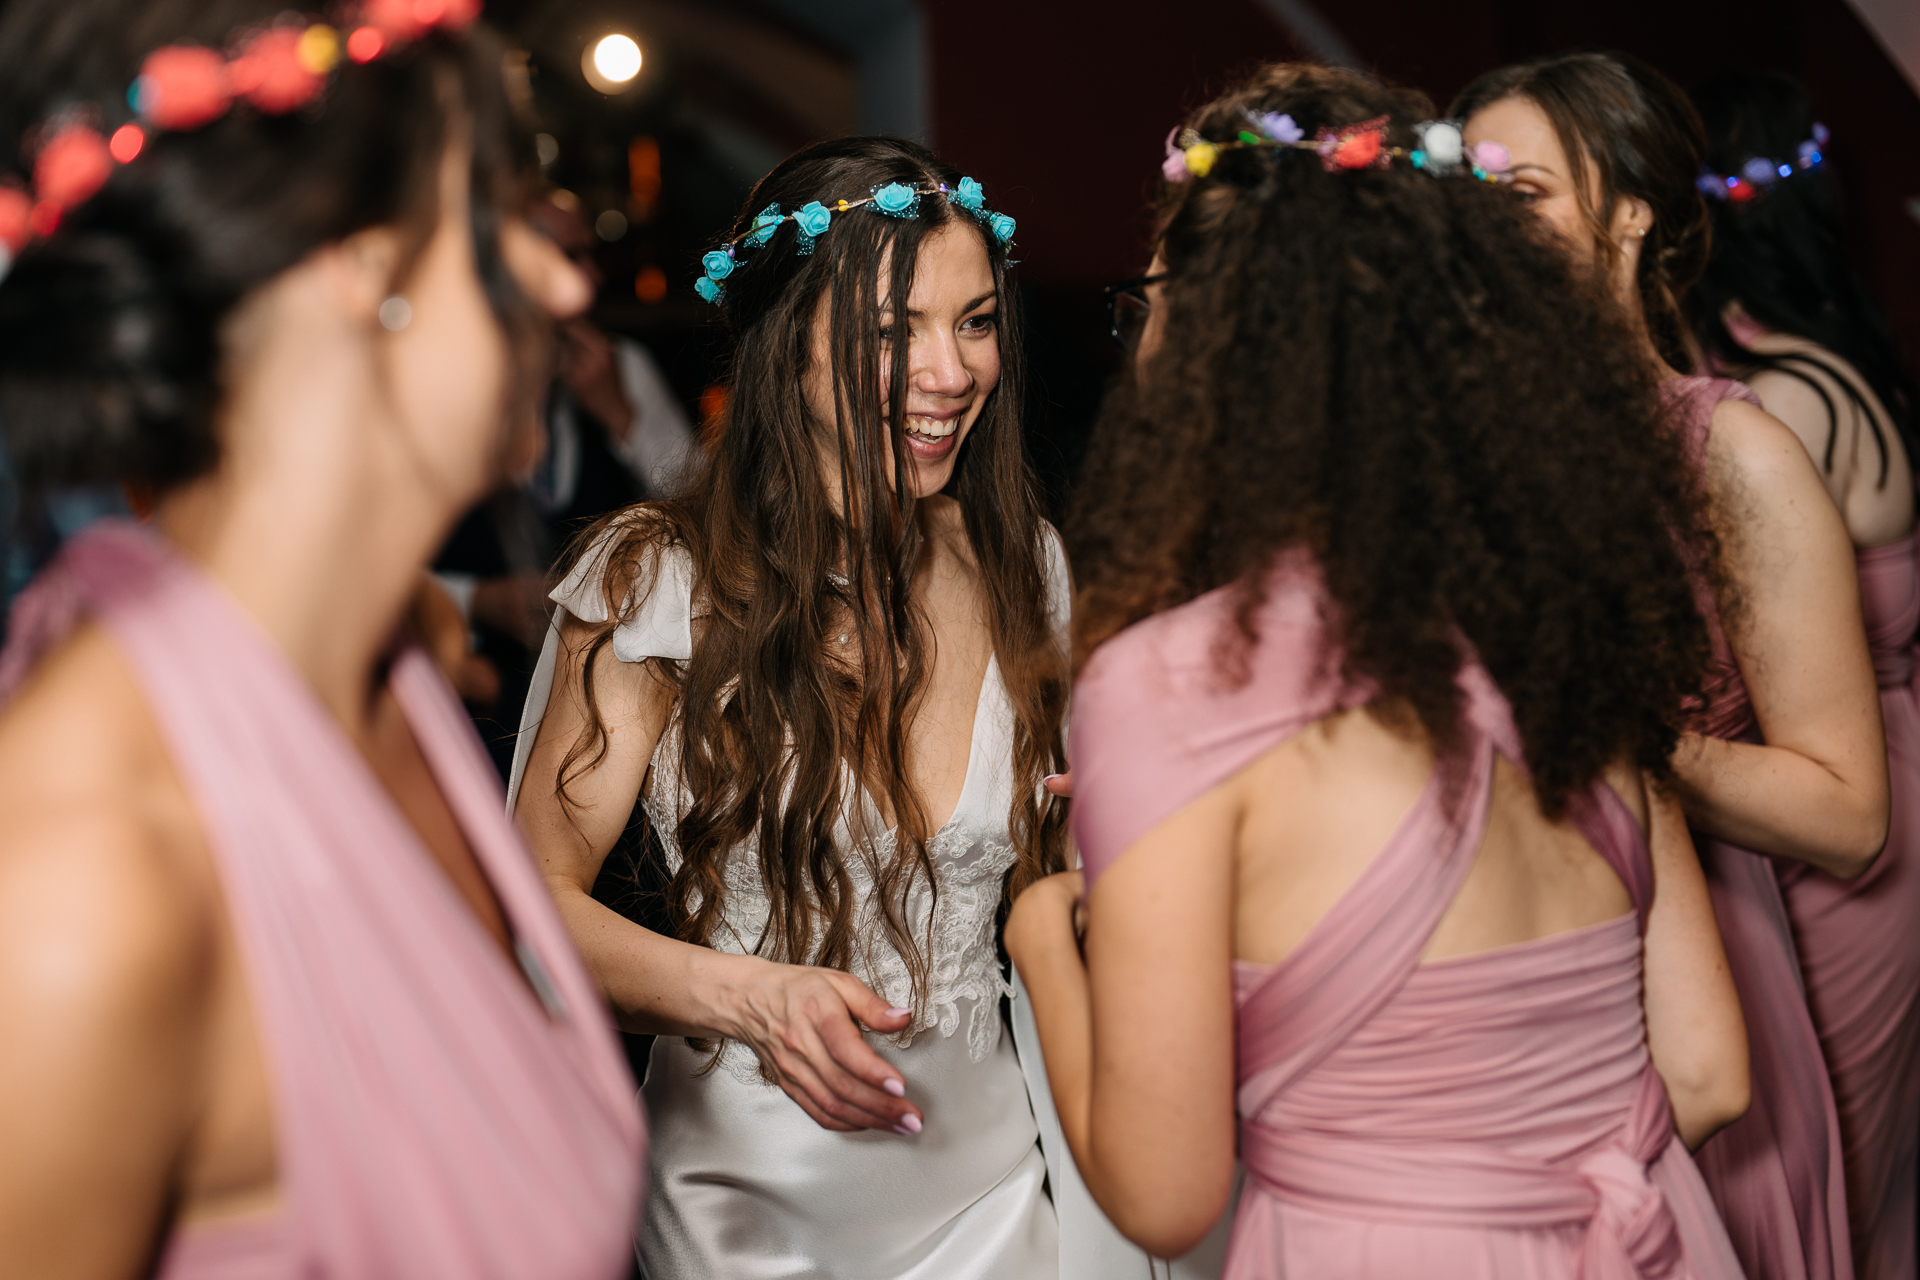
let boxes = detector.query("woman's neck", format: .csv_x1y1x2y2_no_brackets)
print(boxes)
154,271,472,739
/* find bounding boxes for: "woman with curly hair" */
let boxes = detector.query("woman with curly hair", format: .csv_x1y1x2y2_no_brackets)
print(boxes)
1689,69,1920,1280
1458,54,1889,1280
1007,62,1749,1277
510,137,1071,1276
0,0,644,1275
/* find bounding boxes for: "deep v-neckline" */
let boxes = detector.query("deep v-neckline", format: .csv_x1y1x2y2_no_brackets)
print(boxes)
862,652,1000,838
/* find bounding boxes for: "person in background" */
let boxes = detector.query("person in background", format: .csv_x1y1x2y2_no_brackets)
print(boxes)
434,191,696,777
0,1,644,1274
1458,52,1887,1280
1010,61,1748,1278
1691,67,1920,1280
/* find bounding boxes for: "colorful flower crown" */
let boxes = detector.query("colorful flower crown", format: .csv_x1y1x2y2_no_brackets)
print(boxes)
1162,112,1513,184
0,0,482,276
694,177,1015,304
1696,123,1828,204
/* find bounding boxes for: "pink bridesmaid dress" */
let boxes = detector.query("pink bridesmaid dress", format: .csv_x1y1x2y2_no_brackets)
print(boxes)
1070,555,1745,1279
1776,530,1920,1280
0,522,645,1279
1666,375,1854,1280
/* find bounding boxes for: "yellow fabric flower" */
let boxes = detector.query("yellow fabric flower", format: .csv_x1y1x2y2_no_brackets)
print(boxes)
1184,142,1218,177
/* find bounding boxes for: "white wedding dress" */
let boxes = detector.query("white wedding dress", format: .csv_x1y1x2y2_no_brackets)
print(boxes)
507,521,1231,1280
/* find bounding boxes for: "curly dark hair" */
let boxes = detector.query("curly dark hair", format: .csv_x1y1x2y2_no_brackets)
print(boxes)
559,137,1068,1018
1069,63,1718,816
1452,52,1713,376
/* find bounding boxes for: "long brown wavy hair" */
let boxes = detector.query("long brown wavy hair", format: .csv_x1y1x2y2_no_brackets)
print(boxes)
1452,52,1713,375
1071,64,1717,816
560,137,1068,1012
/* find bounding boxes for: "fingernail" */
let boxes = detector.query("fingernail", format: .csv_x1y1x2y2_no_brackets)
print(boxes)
1044,774,1064,783
883,1078,906,1097
886,1007,912,1018
893,1114,922,1135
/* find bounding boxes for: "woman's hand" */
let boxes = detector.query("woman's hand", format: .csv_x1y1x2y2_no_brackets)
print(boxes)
712,958,924,1135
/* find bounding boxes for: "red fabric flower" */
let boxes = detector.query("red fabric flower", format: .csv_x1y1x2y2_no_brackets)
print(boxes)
1316,115,1391,173
1728,180,1757,204
231,27,325,114
0,188,32,253
34,124,113,211
364,0,428,40
136,45,232,131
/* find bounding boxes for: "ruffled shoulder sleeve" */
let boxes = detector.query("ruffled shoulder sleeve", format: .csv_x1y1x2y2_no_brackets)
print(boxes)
1069,559,1365,885
548,519,695,664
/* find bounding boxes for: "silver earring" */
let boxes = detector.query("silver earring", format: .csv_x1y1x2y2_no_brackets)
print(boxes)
378,295,412,331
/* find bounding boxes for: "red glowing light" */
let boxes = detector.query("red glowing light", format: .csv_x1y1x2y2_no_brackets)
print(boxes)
413,0,447,25
346,26,385,63
108,124,146,164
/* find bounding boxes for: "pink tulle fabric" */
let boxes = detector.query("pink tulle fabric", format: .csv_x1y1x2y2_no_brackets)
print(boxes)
1071,556,1743,1278
1666,375,1853,1280
0,522,644,1279
1777,532,1920,1280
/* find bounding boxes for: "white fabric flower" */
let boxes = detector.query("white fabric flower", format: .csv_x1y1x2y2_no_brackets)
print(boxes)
1420,121,1464,167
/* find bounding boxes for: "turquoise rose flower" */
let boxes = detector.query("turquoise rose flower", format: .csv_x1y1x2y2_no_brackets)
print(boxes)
794,201,832,237
701,250,734,280
745,203,783,247
694,277,723,303
988,212,1015,245
953,177,985,211
872,182,916,216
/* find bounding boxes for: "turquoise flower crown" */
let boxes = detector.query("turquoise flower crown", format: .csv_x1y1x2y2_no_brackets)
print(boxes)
694,176,1015,304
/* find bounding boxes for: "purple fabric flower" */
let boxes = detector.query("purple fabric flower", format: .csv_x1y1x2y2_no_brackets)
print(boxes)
1250,110,1304,144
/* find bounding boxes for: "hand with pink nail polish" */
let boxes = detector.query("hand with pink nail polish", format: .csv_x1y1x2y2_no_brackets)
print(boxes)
1043,771,1073,799
711,958,923,1135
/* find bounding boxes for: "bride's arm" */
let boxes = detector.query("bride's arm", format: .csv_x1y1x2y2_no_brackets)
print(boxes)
1006,786,1239,1258
516,613,921,1135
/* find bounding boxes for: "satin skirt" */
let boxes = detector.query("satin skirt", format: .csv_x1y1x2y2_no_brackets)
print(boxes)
640,995,1057,1279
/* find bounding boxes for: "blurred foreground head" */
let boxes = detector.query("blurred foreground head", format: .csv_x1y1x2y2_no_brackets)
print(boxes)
1070,62,1716,814
0,0,546,498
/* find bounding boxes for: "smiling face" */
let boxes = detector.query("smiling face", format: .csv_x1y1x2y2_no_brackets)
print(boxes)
1463,94,1653,319
804,221,1001,503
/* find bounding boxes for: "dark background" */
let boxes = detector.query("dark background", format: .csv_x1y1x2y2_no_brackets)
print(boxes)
488,0,1920,517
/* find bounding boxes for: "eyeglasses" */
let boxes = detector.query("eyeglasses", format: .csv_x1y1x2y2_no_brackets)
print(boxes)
1103,273,1168,350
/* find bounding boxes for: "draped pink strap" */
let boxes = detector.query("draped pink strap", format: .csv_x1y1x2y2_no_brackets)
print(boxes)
0,522,644,1280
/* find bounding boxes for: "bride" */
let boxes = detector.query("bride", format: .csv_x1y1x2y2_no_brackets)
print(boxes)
510,137,1071,1277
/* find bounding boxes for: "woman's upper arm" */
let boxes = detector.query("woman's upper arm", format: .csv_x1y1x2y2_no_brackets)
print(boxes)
1709,402,1886,807
1639,775,1748,1142
1080,781,1241,1250
513,611,674,894
0,815,210,1276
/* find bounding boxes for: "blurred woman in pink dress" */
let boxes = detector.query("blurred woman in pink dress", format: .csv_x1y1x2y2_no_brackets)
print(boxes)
1688,69,1920,1280
1459,54,1888,1280
1008,62,1751,1279
0,1,644,1275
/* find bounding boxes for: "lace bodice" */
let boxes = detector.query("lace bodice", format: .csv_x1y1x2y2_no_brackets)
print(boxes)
526,522,1071,1085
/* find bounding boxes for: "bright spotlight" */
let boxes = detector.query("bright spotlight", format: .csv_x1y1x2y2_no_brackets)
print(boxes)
590,34,641,86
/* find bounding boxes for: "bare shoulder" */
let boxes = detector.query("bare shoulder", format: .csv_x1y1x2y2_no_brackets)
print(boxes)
0,623,217,1038
1705,397,1836,516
